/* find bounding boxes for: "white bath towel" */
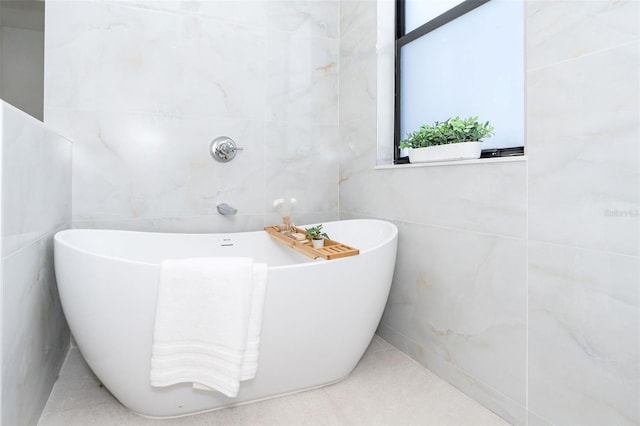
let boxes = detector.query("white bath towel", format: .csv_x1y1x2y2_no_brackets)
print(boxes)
150,257,268,398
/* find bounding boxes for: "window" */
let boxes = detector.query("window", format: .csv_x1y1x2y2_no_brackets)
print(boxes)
394,0,525,163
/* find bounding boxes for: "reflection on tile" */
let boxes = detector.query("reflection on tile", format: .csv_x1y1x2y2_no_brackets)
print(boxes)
266,29,339,125
339,0,376,126
528,42,640,256
265,123,339,214
267,1,339,39
2,234,71,426
39,341,508,426
528,241,639,425
340,0,376,41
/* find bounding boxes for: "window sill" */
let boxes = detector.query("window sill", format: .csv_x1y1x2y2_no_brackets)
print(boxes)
374,155,526,170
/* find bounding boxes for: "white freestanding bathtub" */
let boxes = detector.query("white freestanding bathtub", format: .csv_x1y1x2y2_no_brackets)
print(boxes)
54,219,398,418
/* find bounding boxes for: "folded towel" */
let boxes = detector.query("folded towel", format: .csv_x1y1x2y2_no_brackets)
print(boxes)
150,257,268,397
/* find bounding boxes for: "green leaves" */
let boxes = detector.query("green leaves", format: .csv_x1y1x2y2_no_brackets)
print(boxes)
399,116,494,149
304,224,329,240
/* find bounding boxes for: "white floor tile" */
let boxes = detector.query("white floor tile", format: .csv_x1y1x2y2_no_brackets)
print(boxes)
38,337,509,426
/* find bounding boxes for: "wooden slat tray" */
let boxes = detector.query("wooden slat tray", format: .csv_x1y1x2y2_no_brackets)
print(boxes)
264,226,359,260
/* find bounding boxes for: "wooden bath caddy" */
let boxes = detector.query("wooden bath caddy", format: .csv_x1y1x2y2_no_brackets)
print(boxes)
264,226,359,260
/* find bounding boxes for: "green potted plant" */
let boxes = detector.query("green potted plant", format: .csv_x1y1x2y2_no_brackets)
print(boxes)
399,116,494,163
304,224,330,249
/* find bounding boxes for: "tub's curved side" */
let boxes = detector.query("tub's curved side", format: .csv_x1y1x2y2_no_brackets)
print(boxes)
53,221,399,418
258,226,399,393
54,232,162,409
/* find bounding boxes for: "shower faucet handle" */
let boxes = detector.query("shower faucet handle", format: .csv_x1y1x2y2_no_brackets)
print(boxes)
210,136,244,162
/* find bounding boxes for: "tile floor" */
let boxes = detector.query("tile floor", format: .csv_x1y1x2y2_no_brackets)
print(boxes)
38,336,509,425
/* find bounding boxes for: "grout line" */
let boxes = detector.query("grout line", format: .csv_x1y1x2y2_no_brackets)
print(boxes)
262,1,268,229
526,39,639,74
340,209,527,242
526,238,640,260
341,209,640,260
104,1,269,33
2,223,70,261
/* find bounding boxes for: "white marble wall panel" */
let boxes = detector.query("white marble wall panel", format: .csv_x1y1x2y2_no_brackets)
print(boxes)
528,241,639,425
376,322,527,425
1,102,71,426
267,0,339,39
339,48,375,127
524,2,640,425
266,29,339,126
341,161,527,239
339,0,378,171
125,1,268,28
341,211,527,425
1,102,71,255
265,123,339,215
526,0,639,71
45,109,266,221
381,221,527,406
2,234,70,426
45,0,340,228
528,41,640,256
46,2,266,119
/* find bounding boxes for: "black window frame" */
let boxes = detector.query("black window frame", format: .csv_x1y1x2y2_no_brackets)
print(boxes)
394,0,525,164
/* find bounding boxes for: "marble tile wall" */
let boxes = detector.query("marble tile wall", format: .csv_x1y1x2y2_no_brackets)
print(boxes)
1,101,72,425
526,1,639,424
340,0,639,425
44,0,340,231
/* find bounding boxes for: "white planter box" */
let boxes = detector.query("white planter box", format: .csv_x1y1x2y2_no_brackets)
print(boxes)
408,141,482,163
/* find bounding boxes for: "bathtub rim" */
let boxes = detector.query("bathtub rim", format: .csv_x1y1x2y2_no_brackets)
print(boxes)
54,218,398,270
